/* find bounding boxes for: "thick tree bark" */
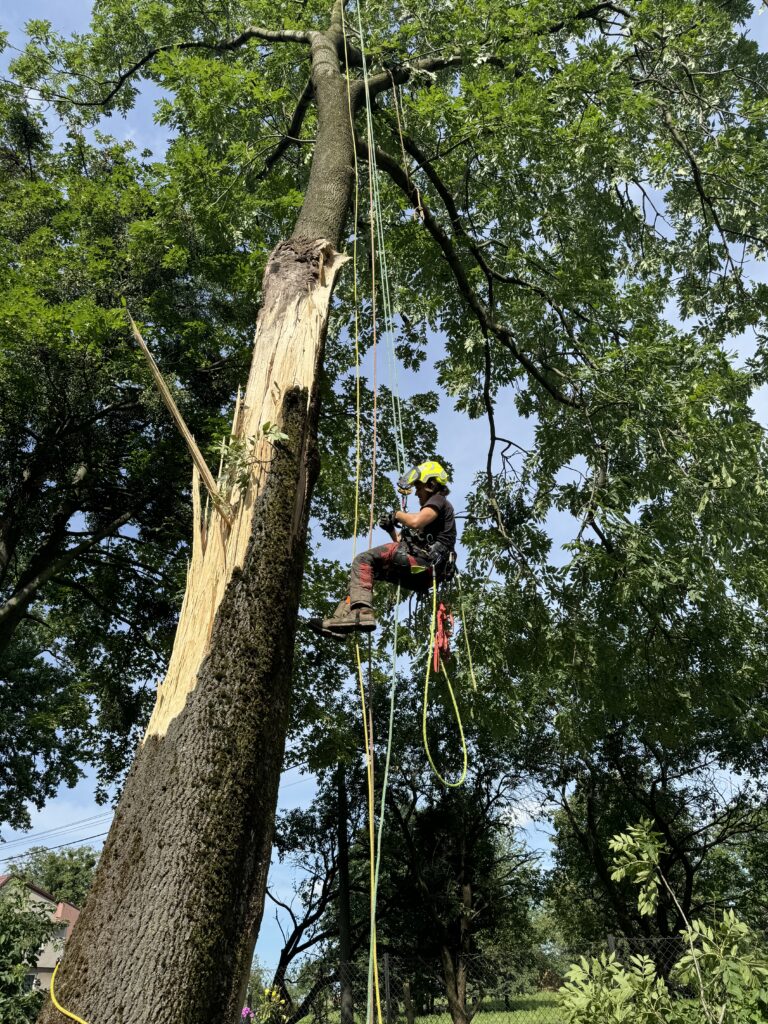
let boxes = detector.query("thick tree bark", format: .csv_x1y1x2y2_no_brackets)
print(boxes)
440,946,470,1024
38,6,359,1019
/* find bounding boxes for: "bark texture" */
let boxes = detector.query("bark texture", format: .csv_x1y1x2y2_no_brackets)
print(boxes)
38,240,346,1024
292,25,355,242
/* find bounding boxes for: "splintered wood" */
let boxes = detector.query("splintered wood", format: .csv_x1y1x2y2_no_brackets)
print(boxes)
145,241,348,739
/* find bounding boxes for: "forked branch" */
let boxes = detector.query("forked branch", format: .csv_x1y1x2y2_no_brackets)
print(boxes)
257,75,315,180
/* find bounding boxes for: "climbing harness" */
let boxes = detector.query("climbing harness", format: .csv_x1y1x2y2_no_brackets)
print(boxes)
51,961,90,1024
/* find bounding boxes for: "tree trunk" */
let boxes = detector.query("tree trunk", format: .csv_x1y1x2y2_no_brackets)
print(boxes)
440,947,470,1024
402,979,415,1024
337,764,355,1024
38,238,347,1024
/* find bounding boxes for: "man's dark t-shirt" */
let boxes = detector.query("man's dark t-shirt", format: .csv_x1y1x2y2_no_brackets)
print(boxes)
421,493,457,552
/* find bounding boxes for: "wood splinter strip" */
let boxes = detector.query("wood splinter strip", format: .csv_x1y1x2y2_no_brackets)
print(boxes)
126,309,233,527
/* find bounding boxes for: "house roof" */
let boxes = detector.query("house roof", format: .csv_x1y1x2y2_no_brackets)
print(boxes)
53,901,80,939
0,873,59,904
0,873,79,912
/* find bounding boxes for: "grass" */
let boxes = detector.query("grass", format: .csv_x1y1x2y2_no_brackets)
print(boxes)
410,994,564,1024
308,992,565,1024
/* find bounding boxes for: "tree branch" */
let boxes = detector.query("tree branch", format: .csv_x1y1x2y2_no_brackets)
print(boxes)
0,513,131,646
387,118,593,363
544,1,632,34
257,75,315,180
356,134,580,407
363,54,465,101
61,26,313,108
662,108,739,278
362,2,630,100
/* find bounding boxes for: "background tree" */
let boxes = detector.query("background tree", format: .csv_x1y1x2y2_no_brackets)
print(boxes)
0,878,57,1024
8,847,98,909
379,747,540,1024
546,748,767,946
0,69,257,828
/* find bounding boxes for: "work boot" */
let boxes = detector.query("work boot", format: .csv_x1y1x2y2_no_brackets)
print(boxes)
330,605,376,634
307,597,373,639
307,598,348,639
309,598,376,637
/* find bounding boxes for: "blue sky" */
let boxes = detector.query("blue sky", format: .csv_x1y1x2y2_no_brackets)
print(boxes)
2,0,768,971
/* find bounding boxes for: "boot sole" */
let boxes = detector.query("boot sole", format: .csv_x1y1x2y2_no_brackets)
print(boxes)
323,618,377,635
305,618,347,639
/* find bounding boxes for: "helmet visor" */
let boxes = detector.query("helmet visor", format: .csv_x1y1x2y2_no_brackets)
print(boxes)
397,467,419,494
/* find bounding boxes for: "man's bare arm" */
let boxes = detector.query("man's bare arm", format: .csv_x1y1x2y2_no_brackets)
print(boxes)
395,507,439,531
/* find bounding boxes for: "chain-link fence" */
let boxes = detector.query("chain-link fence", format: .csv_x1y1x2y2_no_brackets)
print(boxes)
251,939,688,1024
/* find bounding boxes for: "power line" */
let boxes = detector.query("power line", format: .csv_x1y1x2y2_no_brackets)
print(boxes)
0,812,113,850
280,776,315,791
1,831,109,866
0,765,314,863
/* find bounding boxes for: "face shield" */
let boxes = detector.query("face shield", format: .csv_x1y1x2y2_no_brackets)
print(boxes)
397,467,420,495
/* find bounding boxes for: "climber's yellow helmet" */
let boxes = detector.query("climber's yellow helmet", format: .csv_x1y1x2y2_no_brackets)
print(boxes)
397,461,450,495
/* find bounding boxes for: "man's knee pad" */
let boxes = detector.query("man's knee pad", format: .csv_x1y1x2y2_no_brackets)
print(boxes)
391,543,411,570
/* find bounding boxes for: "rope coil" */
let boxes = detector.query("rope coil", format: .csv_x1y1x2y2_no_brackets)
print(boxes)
422,575,468,788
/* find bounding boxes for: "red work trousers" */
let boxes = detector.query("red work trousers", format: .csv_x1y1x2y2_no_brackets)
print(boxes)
349,542,433,608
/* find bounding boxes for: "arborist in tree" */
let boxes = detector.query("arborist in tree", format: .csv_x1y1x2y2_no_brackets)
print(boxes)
310,460,457,637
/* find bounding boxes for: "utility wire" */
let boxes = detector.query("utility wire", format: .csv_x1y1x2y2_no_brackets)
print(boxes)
0,831,109,865
0,765,313,862
0,813,113,850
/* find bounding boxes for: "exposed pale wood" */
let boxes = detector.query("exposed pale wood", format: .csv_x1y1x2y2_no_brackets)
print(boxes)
144,241,348,740
127,310,233,526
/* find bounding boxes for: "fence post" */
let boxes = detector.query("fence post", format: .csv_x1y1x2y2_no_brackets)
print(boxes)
607,934,616,954
383,953,392,1024
402,978,415,1024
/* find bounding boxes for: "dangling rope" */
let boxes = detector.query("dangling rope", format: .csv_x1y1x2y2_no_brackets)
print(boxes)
352,1,407,479
422,575,468,788
362,587,402,1024
341,6,471,1024
357,8,380,547
372,584,400,935
343,9,383,1023
51,961,90,1024
355,639,384,1024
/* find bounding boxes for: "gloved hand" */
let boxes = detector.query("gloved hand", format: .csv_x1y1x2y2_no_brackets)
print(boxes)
378,510,398,533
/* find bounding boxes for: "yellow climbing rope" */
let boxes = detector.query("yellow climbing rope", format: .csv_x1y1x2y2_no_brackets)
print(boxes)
50,961,90,1024
344,5,383,1017
340,2,472,1021
355,640,384,1024
422,576,468,788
